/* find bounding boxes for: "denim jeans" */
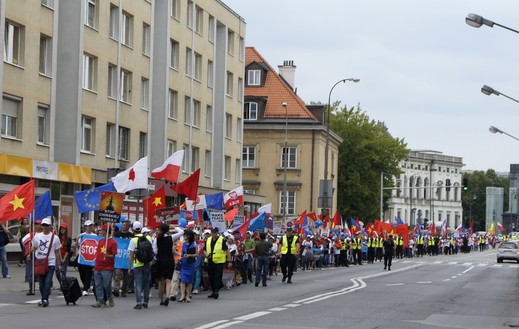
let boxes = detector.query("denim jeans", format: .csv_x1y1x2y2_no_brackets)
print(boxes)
255,256,269,286
0,246,8,278
133,264,150,304
38,266,56,301
94,270,113,302
192,267,201,290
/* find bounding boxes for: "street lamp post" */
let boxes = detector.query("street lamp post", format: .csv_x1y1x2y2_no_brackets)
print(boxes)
489,125,519,142
323,78,359,217
481,85,519,104
465,13,519,34
282,102,288,222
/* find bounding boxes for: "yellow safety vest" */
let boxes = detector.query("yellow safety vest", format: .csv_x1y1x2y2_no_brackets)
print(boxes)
352,238,362,250
205,236,226,263
417,236,424,245
428,238,435,246
377,237,384,248
131,234,152,268
281,235,298,255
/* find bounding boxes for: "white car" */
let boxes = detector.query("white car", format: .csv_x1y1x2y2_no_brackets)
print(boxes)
496,241,519,263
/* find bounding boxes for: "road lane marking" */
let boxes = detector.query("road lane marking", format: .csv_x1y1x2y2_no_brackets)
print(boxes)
386,283,404,286
448,262,458,265
268,307,287,311
195,320,230,329
417,281,432,284
462,266,474,274
451,276,457,279
443,279,450,281
234,311,271,321
283,303,300,307
462,263,472,266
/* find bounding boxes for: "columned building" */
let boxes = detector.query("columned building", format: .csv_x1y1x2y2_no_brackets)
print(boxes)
385,150,464,231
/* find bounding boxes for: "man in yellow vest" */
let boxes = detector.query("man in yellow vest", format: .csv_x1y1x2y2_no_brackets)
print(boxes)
278,227,300,283
352,232,363,265
204,227,231,299
416,235,425,257
395,235,404,259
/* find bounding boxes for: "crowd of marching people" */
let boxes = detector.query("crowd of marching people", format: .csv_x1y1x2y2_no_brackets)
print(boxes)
4,216,516,309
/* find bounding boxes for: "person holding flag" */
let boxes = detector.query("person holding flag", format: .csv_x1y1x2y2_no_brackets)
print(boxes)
92,224,118,308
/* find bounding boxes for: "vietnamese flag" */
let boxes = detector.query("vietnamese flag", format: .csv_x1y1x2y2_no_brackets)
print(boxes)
332,211,341,228
0,180,35,222
151,150,184,183
172,169,200,200
143,186,165,230
293,210,307,226
225,207,240,222
395,223,409,247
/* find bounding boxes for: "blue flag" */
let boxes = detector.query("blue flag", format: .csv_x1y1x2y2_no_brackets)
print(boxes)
248,212,266,232
206,193,224,210
34,191,53,220
75,182,115,213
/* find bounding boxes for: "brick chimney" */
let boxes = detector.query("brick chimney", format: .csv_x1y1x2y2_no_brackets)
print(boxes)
278,60,296,91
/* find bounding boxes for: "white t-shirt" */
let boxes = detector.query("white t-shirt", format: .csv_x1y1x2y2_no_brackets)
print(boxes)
32,232,61,266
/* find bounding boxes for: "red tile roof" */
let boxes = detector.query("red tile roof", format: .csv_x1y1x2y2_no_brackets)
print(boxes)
245,47,318,120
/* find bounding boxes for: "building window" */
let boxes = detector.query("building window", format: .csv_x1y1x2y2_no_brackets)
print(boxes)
170,39,179,69
142,23,151,56
122,11,133,47
205,150,212,177
279,191,296,215
281,147,297,169
140,78,149,110
186,48,193,77
242,147,255,168
37,104,50,145
119,126,130,161
171,0,180,19
139,132,147,158
168,89,178,119
82,53,97,91
120,69,132,103
236,118,242,142
167,139,176,156
107,64,117,98
182,144,189,173
244,102,258,120
225,113,232,139
224,156,231,181
184,97,191,125
208,16,215,43
193,99,201,127
187,1,194,29
207,60,214,88
206,106,212,133
226,71,233,96
39,34,52,75
239,37,245,61
109,5,119,40
247,70,261,86
235,159,241,183
238,78,243,102
195,6,203,34
227,29,234,55
4,21,23,66
81,117,94,152
85,0,97,28
191,147,199,172
1,95,21,138
194,52,202,80
106,123,115,157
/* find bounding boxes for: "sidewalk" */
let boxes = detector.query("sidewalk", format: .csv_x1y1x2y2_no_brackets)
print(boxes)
0,261,80,293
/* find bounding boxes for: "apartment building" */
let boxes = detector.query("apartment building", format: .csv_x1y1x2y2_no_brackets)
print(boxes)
243,47,342,223
0,0,246,237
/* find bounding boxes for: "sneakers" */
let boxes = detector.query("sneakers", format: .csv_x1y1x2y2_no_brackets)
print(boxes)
3,275,11,279
192,289,199,295
108,297,114,307
92,301,106,308
42,299,49,307
82,290,89,296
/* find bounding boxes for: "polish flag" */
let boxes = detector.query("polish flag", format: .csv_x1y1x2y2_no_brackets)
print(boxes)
151,150,184,183
497,222,505,231
112,157,149,193
224,186,244,209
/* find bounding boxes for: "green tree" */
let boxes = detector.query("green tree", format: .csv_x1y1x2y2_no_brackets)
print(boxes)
330,104,408,221
461,169,509,231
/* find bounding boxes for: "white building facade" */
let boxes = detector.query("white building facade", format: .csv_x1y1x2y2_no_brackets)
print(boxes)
385,150,464,231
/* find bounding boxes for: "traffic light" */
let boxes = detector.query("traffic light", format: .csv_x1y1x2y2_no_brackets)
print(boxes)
463,178,469,191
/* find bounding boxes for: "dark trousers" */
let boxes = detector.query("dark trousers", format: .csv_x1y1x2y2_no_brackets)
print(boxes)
367,247,375,263
280,254,296,279
384,252,393,269
395,245,403,259
417,244,424,257
207,262,224,294
376,247,383,261
353,249,362,265
77,264,93,291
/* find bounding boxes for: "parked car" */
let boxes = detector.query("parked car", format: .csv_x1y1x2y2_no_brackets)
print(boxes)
496,241,519,263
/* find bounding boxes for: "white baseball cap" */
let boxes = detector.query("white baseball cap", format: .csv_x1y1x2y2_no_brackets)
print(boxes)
142,227,151,234
42,217,52,226
84,220,93,226
132,221,142,231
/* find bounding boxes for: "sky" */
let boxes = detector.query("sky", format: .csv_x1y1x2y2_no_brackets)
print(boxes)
223,0,519,173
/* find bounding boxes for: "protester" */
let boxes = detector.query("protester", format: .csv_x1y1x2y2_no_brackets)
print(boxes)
0,222,10,279
77,220,96,296
254,232,272,287
242,231,255,284
56,223,72,280
18,217,30,266
152,223,183,306
179,229,198,302
278,227,300,283
128,221,153,309
92,224,117,308
191,230,205,295
383,234,395,271
31,217,62,307
113,220,134,297
204,227,232,299
267,235,278,279
23,220,42,295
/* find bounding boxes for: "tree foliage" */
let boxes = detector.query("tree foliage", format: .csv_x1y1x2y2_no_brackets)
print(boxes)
330,104,408,221
461,169,509,231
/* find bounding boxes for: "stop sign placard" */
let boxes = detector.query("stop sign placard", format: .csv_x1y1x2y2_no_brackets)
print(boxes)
80,238,98,263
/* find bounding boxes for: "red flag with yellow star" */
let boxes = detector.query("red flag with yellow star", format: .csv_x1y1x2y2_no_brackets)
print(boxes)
0,180,35,222
143,185,165,230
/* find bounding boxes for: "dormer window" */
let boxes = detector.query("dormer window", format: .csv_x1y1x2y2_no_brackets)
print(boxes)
247,69,261,86
244,102,258,120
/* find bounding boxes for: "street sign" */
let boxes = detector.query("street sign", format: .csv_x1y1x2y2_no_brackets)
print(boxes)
80,238,98,263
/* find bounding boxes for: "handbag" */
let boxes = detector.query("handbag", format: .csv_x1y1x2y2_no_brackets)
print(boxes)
34,234,55,276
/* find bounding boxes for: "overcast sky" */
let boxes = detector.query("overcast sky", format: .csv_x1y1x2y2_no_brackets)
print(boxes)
223,0,519,173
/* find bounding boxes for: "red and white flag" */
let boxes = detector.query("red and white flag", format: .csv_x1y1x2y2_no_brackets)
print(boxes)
112,157,149,193
223,186,244,209
497,222,505,231
186,195,207,210
151,150,184,183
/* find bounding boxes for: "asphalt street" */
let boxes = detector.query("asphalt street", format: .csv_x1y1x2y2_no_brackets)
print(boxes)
0,249,517,329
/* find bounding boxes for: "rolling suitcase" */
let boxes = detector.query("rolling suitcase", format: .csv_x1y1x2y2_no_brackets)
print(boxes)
59,273,82,305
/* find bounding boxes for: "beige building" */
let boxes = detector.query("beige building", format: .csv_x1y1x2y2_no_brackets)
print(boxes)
243,47,342,222
0,0,246,238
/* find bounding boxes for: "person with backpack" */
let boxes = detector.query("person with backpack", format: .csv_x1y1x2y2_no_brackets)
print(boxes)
128,221,154,310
